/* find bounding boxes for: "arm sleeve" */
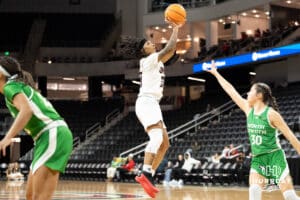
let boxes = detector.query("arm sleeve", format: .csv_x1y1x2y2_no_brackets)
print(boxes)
140,53,159,71
4,83,23,103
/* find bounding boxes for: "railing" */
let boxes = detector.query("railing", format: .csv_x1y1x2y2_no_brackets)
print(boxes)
120,99,238,157
149,0,232,13
85,108,120,139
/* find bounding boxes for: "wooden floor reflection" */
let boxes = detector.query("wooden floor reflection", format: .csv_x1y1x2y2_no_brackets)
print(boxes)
0,180,299,200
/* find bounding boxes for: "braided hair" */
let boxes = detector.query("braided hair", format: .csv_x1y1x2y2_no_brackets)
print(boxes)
0,56,36,89
254,82,279,112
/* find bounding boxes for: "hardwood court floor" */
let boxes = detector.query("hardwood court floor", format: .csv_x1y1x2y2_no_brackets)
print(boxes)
0,180,299,200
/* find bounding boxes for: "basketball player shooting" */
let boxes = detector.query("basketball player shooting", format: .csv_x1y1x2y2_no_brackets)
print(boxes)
134,13,183,200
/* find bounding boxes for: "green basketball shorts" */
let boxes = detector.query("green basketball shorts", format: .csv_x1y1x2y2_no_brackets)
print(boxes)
31,123,73,174
250,149,290,184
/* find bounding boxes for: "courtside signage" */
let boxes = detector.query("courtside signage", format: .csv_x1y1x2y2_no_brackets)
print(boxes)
193,43,300,73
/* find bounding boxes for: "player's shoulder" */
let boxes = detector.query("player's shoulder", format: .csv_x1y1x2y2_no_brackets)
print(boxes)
4,81,25,90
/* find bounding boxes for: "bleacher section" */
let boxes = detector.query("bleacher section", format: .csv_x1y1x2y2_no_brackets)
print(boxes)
60,82,300,184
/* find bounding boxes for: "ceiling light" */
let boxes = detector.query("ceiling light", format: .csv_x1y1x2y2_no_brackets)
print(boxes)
162,28,167,32
48,60,52,64
63,77,75,81
242,12,247,16
246,30,253,35
155,26,160,30
265,11,270,15
249,72,256,76
168,25,172,29
219,19,224,23
252,9,257,13
227,16,232,20
286,0,292,4
254,14,260,18
188,77,206,82
231,21,236,24
132,80,141,85
193,37,199,42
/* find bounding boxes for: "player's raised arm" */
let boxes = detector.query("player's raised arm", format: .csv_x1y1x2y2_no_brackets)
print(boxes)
205,61,250,114
157,25,179,63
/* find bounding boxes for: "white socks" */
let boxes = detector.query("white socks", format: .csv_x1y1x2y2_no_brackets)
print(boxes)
249,184,262,200
142,164,152,174
283,190,300,200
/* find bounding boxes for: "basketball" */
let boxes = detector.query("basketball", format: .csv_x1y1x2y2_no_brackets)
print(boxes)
164,4,186,26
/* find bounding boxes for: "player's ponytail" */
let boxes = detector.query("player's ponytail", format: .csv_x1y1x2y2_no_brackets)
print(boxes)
254,82,279,112
0,56,36,89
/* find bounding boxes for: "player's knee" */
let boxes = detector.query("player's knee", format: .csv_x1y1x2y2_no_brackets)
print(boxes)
145,128,163,154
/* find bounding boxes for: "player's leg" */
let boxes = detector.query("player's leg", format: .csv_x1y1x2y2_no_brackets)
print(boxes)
249,171,267,200
279,175,300,200
151,127,169,172
26,171,34,200
32,165,59,200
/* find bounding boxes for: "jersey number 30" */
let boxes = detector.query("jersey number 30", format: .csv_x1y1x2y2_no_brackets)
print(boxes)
251,135,262,145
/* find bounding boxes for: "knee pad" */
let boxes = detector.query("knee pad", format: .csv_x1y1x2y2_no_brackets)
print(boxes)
249,184,262,200
145,128,163,154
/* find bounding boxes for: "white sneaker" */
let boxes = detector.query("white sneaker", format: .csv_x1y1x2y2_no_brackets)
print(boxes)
163,181,169,187
169,179,178,187
178,179,184,186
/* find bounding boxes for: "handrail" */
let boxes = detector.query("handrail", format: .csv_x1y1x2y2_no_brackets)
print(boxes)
120,99,238,157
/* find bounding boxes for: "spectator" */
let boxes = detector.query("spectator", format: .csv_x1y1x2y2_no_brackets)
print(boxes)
170,152,201,186
106,156,122,182
163,154,184,186
116,154,135,181
211,153,221,164
229,143,239,156
254,28,261,38
191,141,201,153
221,145,230,158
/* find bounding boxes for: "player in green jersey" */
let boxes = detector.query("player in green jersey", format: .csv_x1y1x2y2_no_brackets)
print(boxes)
206,61,300,200
0,57,73,200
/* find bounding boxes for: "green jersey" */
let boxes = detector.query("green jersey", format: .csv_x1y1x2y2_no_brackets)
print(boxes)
4,81,63,139
247,106,281,156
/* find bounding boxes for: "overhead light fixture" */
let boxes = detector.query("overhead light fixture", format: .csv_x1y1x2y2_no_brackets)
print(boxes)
254,14,260,18
168,25,172,29
162,28,167,32
219,19,224,23
63,77,75,81
187,77,206,82
286,0,292,4
252,9,257,13
155,26,160,30
265,11,270,15
242,12,247,16
180,58,185,62
222,22,226,25
101,81,105,84
246,30,253,35
132,80,141,85
231,21,236,24
193,37,199,42
227,16,232,20
249,72,256,76
295,21,299,26
161,37,167,43
48,60,52,64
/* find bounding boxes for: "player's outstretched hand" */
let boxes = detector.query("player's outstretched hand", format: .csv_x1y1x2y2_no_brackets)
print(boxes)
204,60,218,76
